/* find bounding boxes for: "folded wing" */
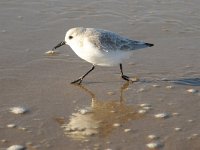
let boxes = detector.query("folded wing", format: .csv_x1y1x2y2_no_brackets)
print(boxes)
97,30,153,52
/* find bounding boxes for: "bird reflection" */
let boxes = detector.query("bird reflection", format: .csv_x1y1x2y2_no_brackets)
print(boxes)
56,82,145,140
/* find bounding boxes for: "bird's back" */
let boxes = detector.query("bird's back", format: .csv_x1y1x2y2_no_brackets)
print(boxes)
85,28,151,52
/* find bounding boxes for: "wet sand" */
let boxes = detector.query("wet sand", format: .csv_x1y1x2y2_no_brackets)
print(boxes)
0,0,200,149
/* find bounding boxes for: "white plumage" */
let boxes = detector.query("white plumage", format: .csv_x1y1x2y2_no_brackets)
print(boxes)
52,27,154,84
65,27,153,66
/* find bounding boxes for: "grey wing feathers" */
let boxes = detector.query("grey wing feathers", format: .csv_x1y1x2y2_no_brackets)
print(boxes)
97,30,150,52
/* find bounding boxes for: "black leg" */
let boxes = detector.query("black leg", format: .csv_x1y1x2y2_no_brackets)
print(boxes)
71,65,95,84
120,63,130,81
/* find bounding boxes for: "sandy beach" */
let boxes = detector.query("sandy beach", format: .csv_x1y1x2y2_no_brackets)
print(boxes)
0,0,200,149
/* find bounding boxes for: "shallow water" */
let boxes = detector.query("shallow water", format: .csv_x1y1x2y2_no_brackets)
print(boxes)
0,0,200,149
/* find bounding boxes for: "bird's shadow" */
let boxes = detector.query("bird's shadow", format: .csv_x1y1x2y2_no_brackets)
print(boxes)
168,78,200,86
55,82,145,140
139,77,200,86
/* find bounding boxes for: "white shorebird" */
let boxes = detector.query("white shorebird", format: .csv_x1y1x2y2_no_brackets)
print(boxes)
52,27,154,84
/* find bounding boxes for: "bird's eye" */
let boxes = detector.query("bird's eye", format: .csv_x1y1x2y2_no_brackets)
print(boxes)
69,36,73,39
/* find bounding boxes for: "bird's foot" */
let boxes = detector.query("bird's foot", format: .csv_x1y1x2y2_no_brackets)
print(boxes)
122,75,139,83
71,78,83,84
122,75,130,81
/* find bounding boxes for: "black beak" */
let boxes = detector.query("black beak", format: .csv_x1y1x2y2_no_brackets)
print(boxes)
52,41,66,51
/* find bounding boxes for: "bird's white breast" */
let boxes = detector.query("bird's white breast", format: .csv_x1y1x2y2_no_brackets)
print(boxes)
69,37,131,66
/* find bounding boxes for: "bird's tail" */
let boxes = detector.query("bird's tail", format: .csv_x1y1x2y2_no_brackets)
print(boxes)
145,43,154,47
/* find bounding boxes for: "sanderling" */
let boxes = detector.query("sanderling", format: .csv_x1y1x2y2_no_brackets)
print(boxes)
52,27,154,84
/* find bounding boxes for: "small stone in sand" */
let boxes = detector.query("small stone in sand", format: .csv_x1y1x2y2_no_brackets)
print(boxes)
191,134,198,137
1,139,7,143
7,124,17,128
138,109,147,114
45,50,57,55
83,139,90,142
146,141,163,149
143,106,152,110
79,109,91,115
187,89,198,93
187,134,199,140
139,103,151,107
137,88,145,93
107,91,115,95
80,109,87,114
85,132,96,136
187,119,194,123
166,85,174,89
174,127,182,131
10,107,27,114
7,145,25,150
154,113,169,119
148,134,159,140
18,127,27,131
113,123,121,127
152,84,160,87
161,78,168,81
172,112,180,116
124,129,131,132
110,110,116,113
